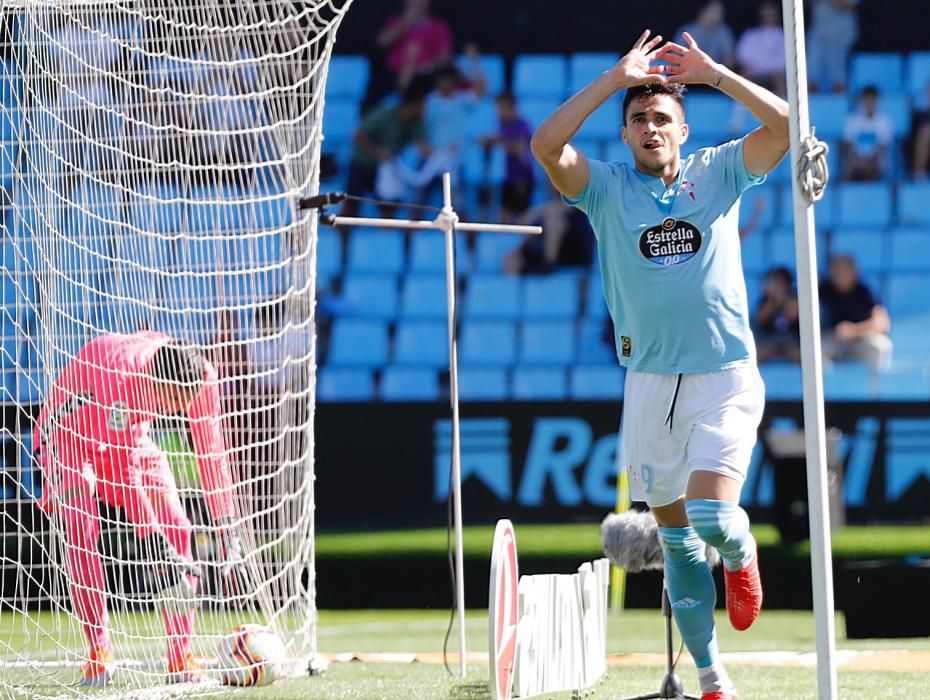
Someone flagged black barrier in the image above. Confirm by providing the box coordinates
[314,400,930,529]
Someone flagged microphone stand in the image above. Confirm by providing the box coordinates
[621,582,700,700]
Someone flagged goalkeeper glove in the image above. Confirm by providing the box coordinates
[142,531,201,615]
[217,528,251,606]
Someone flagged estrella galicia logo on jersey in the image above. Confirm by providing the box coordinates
[639,218,702,266]
[107,402,130,430]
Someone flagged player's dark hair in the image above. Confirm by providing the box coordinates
[150,342,204,391]
[766,266,793,286]
[622,82,687,123]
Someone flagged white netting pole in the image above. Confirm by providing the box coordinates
[781,1,839,698]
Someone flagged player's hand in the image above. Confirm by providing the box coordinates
[143,532,201,614]
[656,32,723,86]
[218,530,251,607]
[611,30,668,89]
[834,321,859,341]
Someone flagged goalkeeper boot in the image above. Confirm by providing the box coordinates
[702,691,739,700]
[81,644,116,687]
[166,651,207,684]
[724,543,763,631]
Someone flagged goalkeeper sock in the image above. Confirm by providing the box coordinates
[686,499,755,572]
[659,526,730,693]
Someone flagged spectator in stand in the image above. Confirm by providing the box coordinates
[735,2,786,96]
[807,0,859,93]
[820,254,892,372]
[908,80,930,179]
[753,267,801,364]
[340,82,429,220]
[676,1,735,67]
[503,184,594,275]
[481,91,536,222]
[842,85,894,181]
[376,0,453,90]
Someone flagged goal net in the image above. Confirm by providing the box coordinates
[1,0,349,694]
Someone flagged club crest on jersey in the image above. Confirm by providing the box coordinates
[639,218,702,266]
[107,402,130,430]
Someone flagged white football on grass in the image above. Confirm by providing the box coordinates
[217,624,286,686]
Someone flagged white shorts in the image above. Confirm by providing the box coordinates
[621,363,765,508]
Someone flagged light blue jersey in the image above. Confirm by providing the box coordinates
[565,137,763,374]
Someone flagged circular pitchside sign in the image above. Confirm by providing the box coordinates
[488,519,519,700]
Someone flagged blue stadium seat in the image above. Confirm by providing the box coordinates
[460,320,516,365]
[323,98,361,141]
[400,275,447,319]
[888,313,930,360]
[520,97,563,131]
[877,369,930,400]
[577,318,615,364]
[603,141,635,167]
[575,98,621,141]
[568,365,624,400]
[584,273,608,318]
[907,51,930,108]
[822,362,873,400]
[512,366,567,400]
[393,320,447,366]
[1,105,19,189]
[328,318,389,366]
[327,56,370,100]
[744,273,762,310]
[513,54,567,99]
[780,183,836,229]
[882,94,911,137]
[154,273,219,345]
[341,274,399,318]
[318,367,375,401]
[522,274,580,318]
[519,320,575,365]
[835,183,892,229]
[739,187,777,232]
[130,185,187,235]
[896,183,930,225]
[808,94,849,140]
[408,231,469,273]
[474,233,520,273]
[464,98,499,140]
[462,143,506,185]
[830,230,886,272]
[572,137,603,160]
[347,228,405,273]
[458,54,506,96]
[850,53,904,94]
[888,229,930,271]
[740,230,766,274]
[767,227,828,270]
[317,228,343,277]
[684,94,734,140]
[380,366,440,401]
[465,274,521,318]
[569,53,619,94]
[884,273,930,318]
[458,367,508,401]
[759,362,803,400]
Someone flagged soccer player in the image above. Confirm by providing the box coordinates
[33,331,249,686]
[531,31,789,700]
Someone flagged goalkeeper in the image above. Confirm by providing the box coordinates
[33,331,249,687]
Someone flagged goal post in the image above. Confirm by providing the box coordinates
[1,0,351,694]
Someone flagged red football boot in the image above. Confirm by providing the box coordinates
[724,545,763,631]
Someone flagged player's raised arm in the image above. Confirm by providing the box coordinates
[531,29,668,198]
[659,32,790,176]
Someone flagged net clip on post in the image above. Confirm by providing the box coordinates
[298,192,346,226]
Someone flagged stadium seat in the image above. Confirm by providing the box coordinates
[584,273,608,318]
[327,318,389,366]
[877,369,930,400]
[512,366,567,400]
[341,274,399,318]
[462,142,506,185]
[408,231,469,273]
[568,365,624,400]
[830,230,886,272]
[326,55,370,100]
[400,275,448,319]
[393,319,448,367]
[884,273,930,318]
[822,362,873,400]
[317,367,375,401]
[740,229,767,274]
[907,51,930,108]
[759,362,803,400]
[347,228,405,273]
[522,274,580,318]
[740,186,778,233]
[808,94,849,140]
[0,105,19,189]
[519,320,575,365]
[458,366,508,401]
[317,228,343,277]
[684,94,734,140]
[577,318,615,364]
[513,54,567,99]
[464,98,499,140]
[323,98,361,141]
[460,320,516,365]
[888,229,930,271]
[519,97,563,131]
[888,313,930,360]
[568,53,619,94]
[458,53,506,96]
[465,274,521,318]
[836,183,893,229]
[780,184,836,230]
[882,94,911,137]
[474,233,520,273]
[155,272,220,345]
[130,184,187,235]
[603,141,635,167]
[896,183,930,225]
[850,53,904,94]
[380,366,440,401]
[575,98,621,141]
[767,227,827,270]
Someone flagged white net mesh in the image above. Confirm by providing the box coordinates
[1,1,350,695]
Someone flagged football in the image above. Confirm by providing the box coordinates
[217,624,286,687]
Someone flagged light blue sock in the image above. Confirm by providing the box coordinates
[658,526,723,682]
[686,499,755,572]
